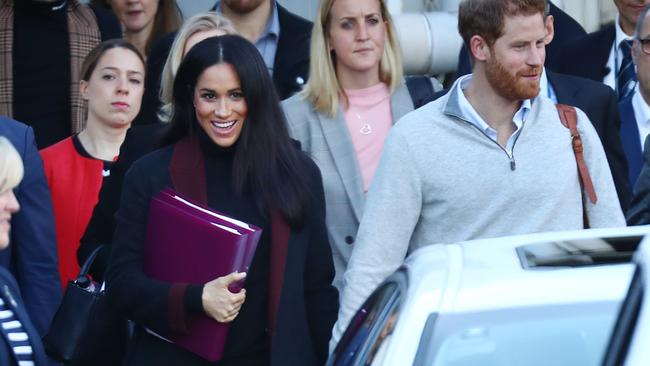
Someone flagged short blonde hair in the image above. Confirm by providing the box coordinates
[158,12,236,122]
[0,137,24,193]
[302,0,403,117]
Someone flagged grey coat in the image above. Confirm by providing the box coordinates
[281,83,415,291]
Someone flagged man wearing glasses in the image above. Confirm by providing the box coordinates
[554,0,650,100]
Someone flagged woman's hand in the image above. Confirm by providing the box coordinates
[202,272,247,323]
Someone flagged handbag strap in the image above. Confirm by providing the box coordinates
[556,104,598,204]
[78,245,105,278]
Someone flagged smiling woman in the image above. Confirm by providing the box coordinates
[39,39,145,287]
[193,62,248,148]
[105,34,339,365]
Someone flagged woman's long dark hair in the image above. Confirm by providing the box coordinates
[167,35,312,228]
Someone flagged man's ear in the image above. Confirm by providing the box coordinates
[469,35,489,62]
[80,80,89,101]
[633,40,640,65]
[545,15,555,45]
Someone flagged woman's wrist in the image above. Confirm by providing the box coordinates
[185,284,205,314]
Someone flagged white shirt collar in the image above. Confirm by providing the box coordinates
[456,75,530,154]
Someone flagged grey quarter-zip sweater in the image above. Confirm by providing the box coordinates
[332,79,626,346]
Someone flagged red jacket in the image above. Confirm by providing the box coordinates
[41,137,105,286]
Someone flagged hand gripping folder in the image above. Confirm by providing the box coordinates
[143,188,262,361]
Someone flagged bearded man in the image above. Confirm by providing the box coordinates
[331,0,626,349]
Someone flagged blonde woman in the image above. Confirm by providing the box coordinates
[282,0,441,292]
[0,136,50,366]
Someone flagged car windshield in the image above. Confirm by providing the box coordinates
[419,302,620,366]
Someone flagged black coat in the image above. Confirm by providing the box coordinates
[137,3,312,125]
[106,143,338,365]
[0,267,50,366]
[551,24,615,82]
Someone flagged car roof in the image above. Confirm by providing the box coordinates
[403,226,650,314]
[378,227,650,366]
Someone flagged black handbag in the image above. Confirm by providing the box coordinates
[43,245,127,365]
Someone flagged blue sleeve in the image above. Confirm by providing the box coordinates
[10,125,62,337]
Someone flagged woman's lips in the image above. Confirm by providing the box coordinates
[112,102,129,109]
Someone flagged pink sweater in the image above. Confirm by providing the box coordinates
[343,83,392,192]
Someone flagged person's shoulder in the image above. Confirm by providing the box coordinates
[39,137,74,158]
[0,116,27,135]
[282,93,317,125]
[564,23,615,49]
[149,31,177,61]
[396,92,446,127]
[0,267,19,294]
[277,3,313,31]
[282,92,310,112]
[292,144,322,179]
[87,3,122,40]
[129,144,174,175]
[554,71,616,98]
[0,117,31,149]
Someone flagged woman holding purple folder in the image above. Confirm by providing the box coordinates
[106,35,339,365]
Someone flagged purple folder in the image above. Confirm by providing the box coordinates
[143,188,262,361]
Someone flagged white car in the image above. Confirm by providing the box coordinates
[329,226,650,366]
[602,228,650,366]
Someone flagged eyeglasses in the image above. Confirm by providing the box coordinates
[639,38,650,55]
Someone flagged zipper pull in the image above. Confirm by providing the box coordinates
[510,157,516,171]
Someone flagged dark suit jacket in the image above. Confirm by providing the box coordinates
[421,72,632,211]
[0,267,49,366]
[137,3,312,125]
[618,95,644,189]
[627,136,650,224]
[0,117,62,337]
[552,24,615,82]
[456,2,586,77]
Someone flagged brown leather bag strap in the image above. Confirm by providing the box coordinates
[556,104,598,205]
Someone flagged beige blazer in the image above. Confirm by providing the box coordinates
[282,82,416,291]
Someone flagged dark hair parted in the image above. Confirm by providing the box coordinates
[91,0,182,55]
[80,39,145,81]
[167,35,312,227]
[458,0,546,47]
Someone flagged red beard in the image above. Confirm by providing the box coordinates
[485,57,541,101]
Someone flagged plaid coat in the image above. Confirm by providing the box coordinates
[0,0,102,134]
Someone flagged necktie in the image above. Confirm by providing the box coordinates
[618,40,637,100]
